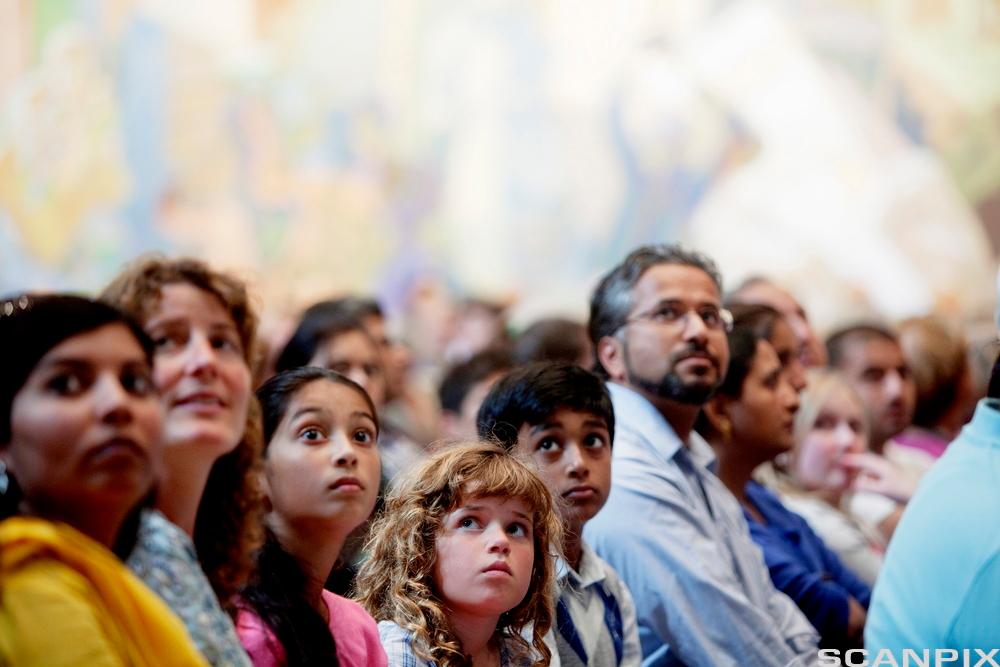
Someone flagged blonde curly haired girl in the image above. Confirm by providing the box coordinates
[356,441,562,667]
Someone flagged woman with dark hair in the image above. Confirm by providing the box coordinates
[102,256,264,666]
[699,325,872,648]
[0,294,208,665]
[237,367,387,666]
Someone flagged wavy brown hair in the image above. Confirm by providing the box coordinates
[101,255,264,609]
[356,442,561,667]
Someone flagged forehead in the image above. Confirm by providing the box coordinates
[821,385,864,417]
[285,378,369,416]
[843,336,905,369]
[631,263,721,308]
[750,339,781,374]
[149,283,233,326]
[36,323,146,367]
[454,492,532,516]
[319,330,378,359]
[738,282,800,316]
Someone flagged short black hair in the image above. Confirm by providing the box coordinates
[476,362,615,451]
[438,347,513,415]
[825,323,898,369]
[589,244,723,377]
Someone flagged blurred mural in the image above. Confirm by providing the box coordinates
[1,0,998,334]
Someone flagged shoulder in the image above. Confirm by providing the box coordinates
[378,621,430,667]
[235,606,285,667]
[322,592,388,667]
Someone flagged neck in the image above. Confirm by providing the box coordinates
[563,521,584,571]
[268,514,349,609]
[449,610,501,667]
[155,444,217,535]
[22,498,128,551]
[626,383,702,443]
[711,442,763,503]
[869,433,889,456]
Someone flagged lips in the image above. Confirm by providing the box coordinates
[329,476,364,492]
[89,436,148,465]
[482,561,512,576]
[173,391,226,408]
[562,485,599,501]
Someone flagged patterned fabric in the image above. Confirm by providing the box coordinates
[378,621,535,667]
[545,543,641,667]
[584,383,820,667]
[127,510,251,667]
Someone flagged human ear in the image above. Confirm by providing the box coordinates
[702,400,733,443]
[597,336,626,382]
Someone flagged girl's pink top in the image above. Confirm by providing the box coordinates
[236,590,388,667]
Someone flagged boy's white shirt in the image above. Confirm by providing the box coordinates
[538,541,642,667]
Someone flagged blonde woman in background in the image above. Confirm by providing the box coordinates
[770,369,886,586]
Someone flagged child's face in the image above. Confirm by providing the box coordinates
[263,379,381,533]
[516,408,611,532]
[433,494,535,620]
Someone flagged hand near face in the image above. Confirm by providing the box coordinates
[841,452,918,504]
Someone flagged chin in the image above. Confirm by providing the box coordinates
[166,426,241,455]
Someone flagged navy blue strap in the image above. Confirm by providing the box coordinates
[596,584,624,664]
[556,597,588,664]
[556,586,625,665]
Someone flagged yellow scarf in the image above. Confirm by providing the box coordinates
[0,516,209,666]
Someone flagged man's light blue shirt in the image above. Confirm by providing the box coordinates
[584,383,819,667]
[866,398,1000,652]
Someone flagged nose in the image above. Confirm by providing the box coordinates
[883,371,904,401]
[329,432,359,468]
[832,422,857,450]
[486,523,511,555]
[565,443,590,480]
[682,310,709,342]
[183,333,219,378]
[787,358,807,392]
[96,375,135,426]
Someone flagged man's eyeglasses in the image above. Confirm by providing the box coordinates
[620,301,734,333]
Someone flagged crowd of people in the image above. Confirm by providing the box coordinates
[0,244,996,667]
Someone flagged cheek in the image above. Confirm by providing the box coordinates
[152,356,181,393]
[798,437,835,476]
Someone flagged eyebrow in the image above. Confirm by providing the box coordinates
[290,406,330,421]
[351,411,377,424]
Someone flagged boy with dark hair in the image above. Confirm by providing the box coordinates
[477,362,640,667]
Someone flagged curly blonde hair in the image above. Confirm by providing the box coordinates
[355,441,562,667]
[100,255,264,610]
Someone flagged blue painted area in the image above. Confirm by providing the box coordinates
[116,15,170,257]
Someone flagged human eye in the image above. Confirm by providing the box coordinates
[651,303,684,323]
[211,333,242,354]
[47,371,86,395]
[699,307,722,327]
[121,367,156,396]
[814,413,836,430]
[353,428,376,445]
[584,433,608,449]
[457,515,481,530]
[507,522,531,538]
[862,368,884,383]
[329,361,351,375]
[298,427,327,443]
[151,328,186,352]
[536,436,561,453]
